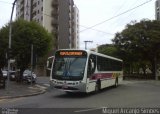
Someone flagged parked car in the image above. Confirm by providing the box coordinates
[2,70,16,81]
[2,71,7,79]
[23,70,37,83]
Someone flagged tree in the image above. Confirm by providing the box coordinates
[0,25,9,77]
[0,19,52,80]
[98,44,119,57]
[112,19,160,79]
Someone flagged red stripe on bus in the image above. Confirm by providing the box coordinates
[90,73,113,80]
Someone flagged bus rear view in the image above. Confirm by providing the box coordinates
[50,50,88,92]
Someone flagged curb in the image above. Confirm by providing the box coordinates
[0,86,47,100]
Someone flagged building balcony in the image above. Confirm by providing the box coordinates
[52,27,58,33]
[20,4,24,9]
[69,13,72,19]
[31,11,36,17]
[51,10,58,16]
[69,28,72,35]
[52,0,58,7]
[20,13,24,18]
[51,20,58,26]
[20,5,24,12]
[32,0,37,4]
[32,2,37,9]
[69,6,72,12]
[20,0,24,5]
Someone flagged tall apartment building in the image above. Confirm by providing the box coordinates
[51,0,79,49]
[16,0,79,50]
[16,0,52,33]
[155,0,160,20]
[73,5,80,49]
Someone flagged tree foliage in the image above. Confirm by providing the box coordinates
[98,44,118,58]
[112,19,160,78]
[0,19,52,79]
[0,26,8,69]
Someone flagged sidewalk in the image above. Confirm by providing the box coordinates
[0,78,48,99]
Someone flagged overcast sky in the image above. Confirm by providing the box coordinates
[0,0,156,50]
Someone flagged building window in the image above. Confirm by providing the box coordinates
[157,12,160,20]
[33,2,37,8]
[156,1,159,7]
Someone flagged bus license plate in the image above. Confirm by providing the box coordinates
[62,84,68,89]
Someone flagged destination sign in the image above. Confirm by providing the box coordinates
[60,51,82,56]
[56,50,87,57]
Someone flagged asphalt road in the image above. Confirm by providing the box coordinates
[0,80,160,114]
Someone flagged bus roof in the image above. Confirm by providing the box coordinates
[55,49,123,62]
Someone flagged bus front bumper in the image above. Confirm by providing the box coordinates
[50,80,86,92]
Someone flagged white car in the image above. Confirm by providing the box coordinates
[23,70,37,83]
[2,70,16,81]
[2,70,15,80]
[2,71,7,79]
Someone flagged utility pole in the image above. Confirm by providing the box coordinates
[31,44,33,85]
[7,0,17,90]
[84,41,93,50]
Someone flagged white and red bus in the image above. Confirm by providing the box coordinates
[50,49,123,93]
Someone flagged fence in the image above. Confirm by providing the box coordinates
[123,74,155,80]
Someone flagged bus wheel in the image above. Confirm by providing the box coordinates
[114,78,118,88]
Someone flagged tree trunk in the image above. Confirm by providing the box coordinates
[0,67,3,78]
[151,56,157,80]
[142,67,146,76]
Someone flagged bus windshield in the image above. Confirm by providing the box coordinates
[52,57,87,80]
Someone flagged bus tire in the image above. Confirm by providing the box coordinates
[114,78,118,88]
[95,80,101,92]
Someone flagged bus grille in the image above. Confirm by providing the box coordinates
[54,86,78,90]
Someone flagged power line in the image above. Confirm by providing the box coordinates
[109,0,150,32]
[112,0,128,16]
[80,0,154,33]
[107,0,131,29]
[42,12,115,35]
[0,0,12,4]
[79,25,114,35]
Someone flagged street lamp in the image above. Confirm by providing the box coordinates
[7,0,17,90]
